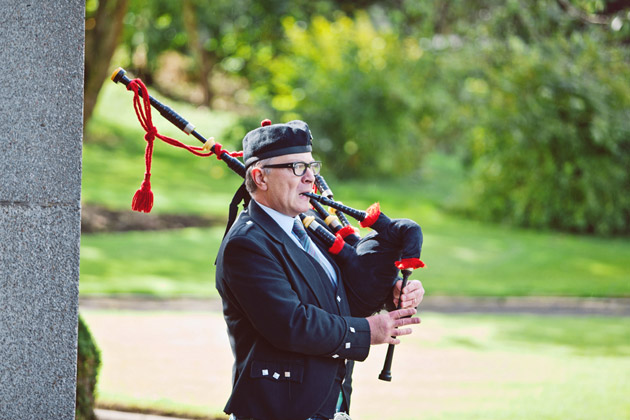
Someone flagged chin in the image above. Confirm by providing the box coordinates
[296,203,310,215]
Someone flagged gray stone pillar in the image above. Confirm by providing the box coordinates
[0,1,85,419]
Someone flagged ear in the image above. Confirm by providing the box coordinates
[252,167,268,191]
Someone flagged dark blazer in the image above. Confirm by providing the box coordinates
[215,200,372,420]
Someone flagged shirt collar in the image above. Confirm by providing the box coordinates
[254,199,299,238]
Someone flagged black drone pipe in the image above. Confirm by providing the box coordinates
[314,174,354,228]
[309,200,343,233]
[111,67,358,237]
[111,67,246,178]
[302,191,368,222]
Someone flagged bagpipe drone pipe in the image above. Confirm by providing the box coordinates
[110,67,425,380]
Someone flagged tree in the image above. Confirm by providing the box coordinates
[84,0,130,127]
[182,0,213,106]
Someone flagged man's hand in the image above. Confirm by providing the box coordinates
[392,279,424,309]
[366,308,420,345]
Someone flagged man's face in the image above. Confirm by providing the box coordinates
[254,152,315,217]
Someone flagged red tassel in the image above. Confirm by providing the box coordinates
[125,78,246,215]
[360,202,381,228]
[131,175,154,213]
[395,258,425,270]
[328,234,346,255]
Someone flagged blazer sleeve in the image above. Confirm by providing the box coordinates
[221,233,371,361]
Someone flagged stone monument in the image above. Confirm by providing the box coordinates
[0,1,85,419]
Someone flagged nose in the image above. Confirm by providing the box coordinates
[302,166,315,183]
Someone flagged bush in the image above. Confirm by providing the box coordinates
[76,315,101,420]
[240,3,630,235]
[459,33,630,235]
[251,13,432,178]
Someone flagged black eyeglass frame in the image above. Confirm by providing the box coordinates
[262,161,322,176]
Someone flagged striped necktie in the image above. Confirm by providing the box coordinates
[292,219,337,288]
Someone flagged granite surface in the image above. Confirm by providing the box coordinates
[0,1,84,419]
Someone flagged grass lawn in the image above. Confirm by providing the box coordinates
[80,82,630,299]
[83,309,630,420]
[80,221,630,298]
[80,227,225,297]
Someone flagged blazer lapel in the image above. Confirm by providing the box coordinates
[311,233,351,315]
[248,201,338,313]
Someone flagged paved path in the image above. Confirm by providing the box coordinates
[86,294,629,420]
[96,409,200,420]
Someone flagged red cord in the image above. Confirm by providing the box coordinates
[125,78,243,212]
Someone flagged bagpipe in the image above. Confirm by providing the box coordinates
[110,67,425,381]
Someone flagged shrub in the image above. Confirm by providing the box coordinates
[459,33,630,235]
[252,12,432,178]
[76,315,101,420]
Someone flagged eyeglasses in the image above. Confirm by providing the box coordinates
[262,161,322,176]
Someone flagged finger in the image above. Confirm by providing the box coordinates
[400,284,423,305]
[394,317,421,328]
[401,295,420,308]
[390,307,417,319]
[392,316,420,327]
[391,327,413,337]
[388,336,401,345]
[393,280,403,299]
[402,283,424,300]
[400,298,414,309]
[402,279,421,295]
[401,295,422,308]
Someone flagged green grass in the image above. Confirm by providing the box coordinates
[79,219,630,298]
[80,82,630,298]
[80,227,225,297]
[83,310,630,420]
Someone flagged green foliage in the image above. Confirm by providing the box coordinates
[457,32,630,235]
[359,0,630,235]
[253,12,431,177]
[76,315,101,420]
[118,0,365,82]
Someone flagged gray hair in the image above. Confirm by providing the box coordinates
[245,158,271,194]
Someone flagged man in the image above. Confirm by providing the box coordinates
[216,120,423,420]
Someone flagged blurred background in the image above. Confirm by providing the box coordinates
[78,1,630,419]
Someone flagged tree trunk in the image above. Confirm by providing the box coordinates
[182,0,214,107]
[84,0,130,130]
